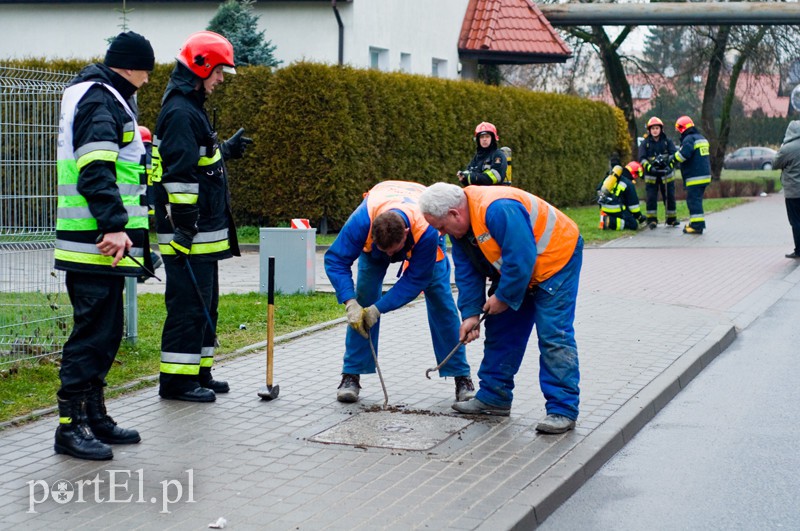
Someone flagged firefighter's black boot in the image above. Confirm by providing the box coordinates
[54,395,113,460]
[199,367,230,394]
[86,386,141,444]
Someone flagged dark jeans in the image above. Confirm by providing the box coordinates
[59,272,125,397]
[785,197,800,254]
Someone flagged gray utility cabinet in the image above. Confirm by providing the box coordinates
[259,228,316,294]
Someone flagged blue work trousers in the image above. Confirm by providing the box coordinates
[342,253,470,378]
[475,239,582,420]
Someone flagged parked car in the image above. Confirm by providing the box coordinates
[723,146,777,170]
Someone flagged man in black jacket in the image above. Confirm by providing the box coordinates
[153,31,252,402]
[54,31,155,460]
[638,116,679,228]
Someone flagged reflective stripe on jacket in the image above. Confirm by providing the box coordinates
[675,129,712,186]
[55,80,148,275]
[464,186,579,286]
[599,175,641,216]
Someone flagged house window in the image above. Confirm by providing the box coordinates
[432,58,447,78]
[400,53,411,73]
[370,47,389,71]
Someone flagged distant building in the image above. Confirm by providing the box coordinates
[594,71,790,119]
[0,0,570,80]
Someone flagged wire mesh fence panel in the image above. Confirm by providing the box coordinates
[0,66,74,365]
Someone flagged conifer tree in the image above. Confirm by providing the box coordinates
[207,0,280,67]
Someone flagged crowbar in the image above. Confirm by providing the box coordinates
[425,313,487,379]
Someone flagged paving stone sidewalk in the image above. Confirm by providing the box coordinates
[1,193,797,530]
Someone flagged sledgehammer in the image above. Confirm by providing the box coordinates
[258,256,280,400]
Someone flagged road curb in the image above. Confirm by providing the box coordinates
[480,322,737,530]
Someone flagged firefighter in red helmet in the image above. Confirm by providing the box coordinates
[597,161,647,231]
[457,122,508,186]
[153,31,253,402]
[670,115,711,234]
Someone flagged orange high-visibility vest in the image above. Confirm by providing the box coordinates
[363,181,444,262]
[464,186,579,286]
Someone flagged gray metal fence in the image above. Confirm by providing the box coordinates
[0,66,74,365]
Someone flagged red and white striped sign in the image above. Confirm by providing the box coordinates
[290,218,311,229]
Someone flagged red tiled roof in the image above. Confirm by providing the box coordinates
[459,0,571,63]
[595,72,789,119]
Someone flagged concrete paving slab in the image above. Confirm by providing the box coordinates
[1,193,798,529]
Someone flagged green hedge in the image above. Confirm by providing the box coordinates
[4,59,629,229]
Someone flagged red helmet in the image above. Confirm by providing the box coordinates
[675,115,695,134]
[625,161,643,180]
[138,125,152,143]
[177,31,236,79]
[646,116,664,129]
[474,122,499,142]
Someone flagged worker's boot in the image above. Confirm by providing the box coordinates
[336,373,361,403]
[452,397,510,416]
[535,414,576,434]
[683,225,703,235]
[54,394,113,460]
[665,217,680,227]
[85,386,141,445]
[199,367,230,394]
[454,376,476,402]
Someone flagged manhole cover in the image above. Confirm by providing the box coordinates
[309,411,473,451]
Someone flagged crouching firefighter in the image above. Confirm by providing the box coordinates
[154,31,252,402]
[597,161,646,231]
[53,31,156,460]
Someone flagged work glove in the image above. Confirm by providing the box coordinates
[654,154,669,169]
[668,156,677,169]
[221,127,253,160]
[345,299,368,338]
[361,305,381,332]
[457,170,471,186]
[643,160,652,172]
[169,226,194,261]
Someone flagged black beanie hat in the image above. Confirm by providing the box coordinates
[104,32,155,71]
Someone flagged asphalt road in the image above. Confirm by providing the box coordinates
[539,280,800,530]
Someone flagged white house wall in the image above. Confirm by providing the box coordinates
[346,0,469,78]
[0,2,223,65]
[0,0,469,79]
